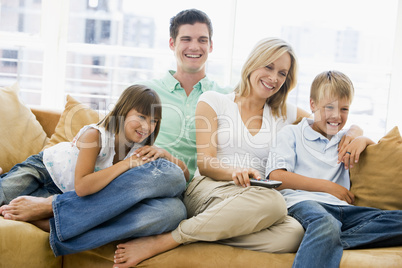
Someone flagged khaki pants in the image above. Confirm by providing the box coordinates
[171,176,304,253]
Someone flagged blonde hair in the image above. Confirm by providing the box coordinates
[98,84,162,146]
[310,70,354,104]
[234,37,298,119]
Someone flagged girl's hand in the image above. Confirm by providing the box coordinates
[323,180,355,204]
[134,145,167,162]
[338,136,375,169]
[232,168,262,187]
[135,145,190,181]
[125,154,150,169]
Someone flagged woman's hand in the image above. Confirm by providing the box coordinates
[134,145,167,162]
[232,168,262,187]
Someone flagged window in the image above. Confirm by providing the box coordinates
[230,0,401,140]
[0,0,41,34]
[0,0,401,141]
[2,50,18,67]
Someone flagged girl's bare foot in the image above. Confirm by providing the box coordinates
[113,233,180,268]
[1,196,53,222]
[0,167,3,174]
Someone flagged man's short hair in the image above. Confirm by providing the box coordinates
[169,9,213,42]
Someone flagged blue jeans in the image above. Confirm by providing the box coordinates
[0,152,62,205]
[288,201,402,268]
[49,158,187,256]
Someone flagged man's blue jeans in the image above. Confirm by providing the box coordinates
[288,200,402,268]
[49,158,187,256]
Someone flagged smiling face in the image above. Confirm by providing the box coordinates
[124,108,158,144]
[169,22,213,76]
[248,52,291,101]
[310,96,351,139]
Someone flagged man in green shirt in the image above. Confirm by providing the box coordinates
[138,9,231,179]
[0,8,229,244]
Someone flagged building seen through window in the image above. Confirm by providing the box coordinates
[0,0,400,141]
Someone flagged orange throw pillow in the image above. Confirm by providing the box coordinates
[44,95,104,149]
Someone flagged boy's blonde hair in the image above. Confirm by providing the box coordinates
[98,84,162,146]
[310,70,354,104]
[234,37,298,119]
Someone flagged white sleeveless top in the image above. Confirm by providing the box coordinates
[43,124,141,192]
[198,91,297,178]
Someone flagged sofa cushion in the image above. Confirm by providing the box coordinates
[350,127,402,210]
[0,216,62,268]
[45,95,104,149]
[0,83,48,173]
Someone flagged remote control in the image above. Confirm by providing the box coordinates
[249,179,282,188]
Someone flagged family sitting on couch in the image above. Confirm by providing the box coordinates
[1,8,401,268]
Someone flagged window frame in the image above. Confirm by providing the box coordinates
[0,0,401,135]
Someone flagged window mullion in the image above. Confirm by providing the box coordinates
[40,0,69,109]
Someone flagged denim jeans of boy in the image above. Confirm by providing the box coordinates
[49,158,187,256]
[288,200,402,268]
[0,152,62,205]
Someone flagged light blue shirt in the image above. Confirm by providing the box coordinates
[139,70,232,180]
[266,117,350,208]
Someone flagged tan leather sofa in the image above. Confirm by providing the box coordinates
[1,106,401,268]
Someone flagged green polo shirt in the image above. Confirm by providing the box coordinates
[139,70,232,180]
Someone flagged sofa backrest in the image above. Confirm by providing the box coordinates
[31,108,62,138]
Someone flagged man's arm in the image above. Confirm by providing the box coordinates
[338,136,375,170]
[338,124,364,162]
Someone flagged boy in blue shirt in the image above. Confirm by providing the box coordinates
[266,70,402,268]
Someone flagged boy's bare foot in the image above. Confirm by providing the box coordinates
[113,233,179,268]
[0,167,3,174]
[1,196,53,222]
